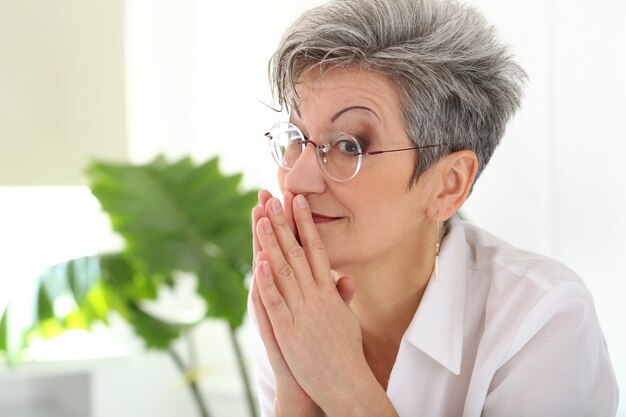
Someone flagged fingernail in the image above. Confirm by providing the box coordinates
[271,199,282,215]
[295,195,308,209]
[263,218,273,234]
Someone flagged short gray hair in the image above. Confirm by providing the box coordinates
[269,0,526,184]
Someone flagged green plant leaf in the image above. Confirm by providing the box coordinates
[198,257,248,328]
[67,257,98,304]
[87,156,257,327]
[82,282,111,323]
[0,307,8,353]
[127,305,186,349]
[32,253,185,348]
[37,282,55,322]
[34,318,66,340]
[29,155,256,362]
[25,156,260,417]
[99,253,159,303]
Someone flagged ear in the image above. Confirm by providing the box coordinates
[428,150,478,221]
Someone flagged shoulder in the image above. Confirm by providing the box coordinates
[460,219,588,297]
[457,221,618,416]
[459,219,602,360]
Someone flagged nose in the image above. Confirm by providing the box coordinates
[281,143,326,195]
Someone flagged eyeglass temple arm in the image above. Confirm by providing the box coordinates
[359,144,443,156]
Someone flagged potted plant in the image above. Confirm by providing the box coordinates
[3,156,258,417]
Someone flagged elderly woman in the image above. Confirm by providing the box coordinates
[248,0,619,416]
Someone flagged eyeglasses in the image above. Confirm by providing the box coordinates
[264,121,443,182]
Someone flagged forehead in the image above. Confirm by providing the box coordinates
[292,66,403,124]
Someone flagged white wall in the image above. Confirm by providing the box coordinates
[0,0,127,185]
[125,0,326,195]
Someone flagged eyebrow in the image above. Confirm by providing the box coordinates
[293,105,381,123]
[331,106,380,123]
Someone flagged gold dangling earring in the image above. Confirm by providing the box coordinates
[434,212,441,282]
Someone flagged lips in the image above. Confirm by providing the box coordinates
[311,212,342,224]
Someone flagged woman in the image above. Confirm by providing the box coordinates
[249,0,619,416]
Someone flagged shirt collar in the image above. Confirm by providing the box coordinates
[403,216,469,375]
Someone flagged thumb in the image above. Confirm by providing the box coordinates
[335,276,356,305]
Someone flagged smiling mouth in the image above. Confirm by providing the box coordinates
[311,213,342,224]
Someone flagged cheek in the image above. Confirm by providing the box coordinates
[350,178,420,225]
[342,187,394,228]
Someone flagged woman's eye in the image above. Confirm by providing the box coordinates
[334,138,362,155]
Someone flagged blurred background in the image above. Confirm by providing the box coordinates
[0,0,624,416]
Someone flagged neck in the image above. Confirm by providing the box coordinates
[334,238,436,342]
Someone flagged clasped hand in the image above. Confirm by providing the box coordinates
[251,190,367,416]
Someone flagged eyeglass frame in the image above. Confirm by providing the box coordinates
[264,121,445,182]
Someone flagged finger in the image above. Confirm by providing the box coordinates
[264,198,316,292]
[282,190,298,240]
[253,190,274,268]
[291,194,334,288]
[256,220,305,309]
[259,189,273,207]
[252,206,265,268]
[251,269,292,375]
[255,255,294,337]
[335,276,356,305]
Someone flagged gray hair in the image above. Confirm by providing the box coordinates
[269,0,526,185]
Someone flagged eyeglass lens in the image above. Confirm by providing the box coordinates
[268,122,362,182]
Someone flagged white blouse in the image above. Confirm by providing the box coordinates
[249,217,619,416]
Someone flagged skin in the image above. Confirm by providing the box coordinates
[251,66,478,417]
